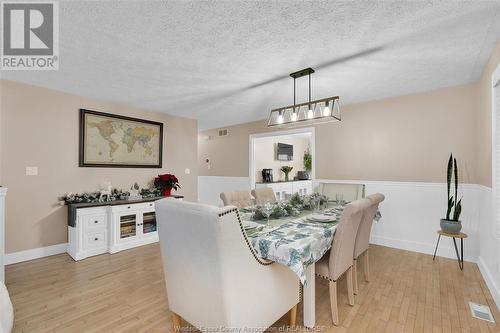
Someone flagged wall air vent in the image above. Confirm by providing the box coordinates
[469,302,495,323]
[218,129,229,137]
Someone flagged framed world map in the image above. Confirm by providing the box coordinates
[79,109,163,168]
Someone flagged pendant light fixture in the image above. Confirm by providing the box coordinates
[267,67,341,127]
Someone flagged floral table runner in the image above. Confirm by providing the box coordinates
[240,204,381,284]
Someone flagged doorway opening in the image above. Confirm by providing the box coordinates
[249,127,315,200]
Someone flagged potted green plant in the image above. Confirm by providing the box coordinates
[280,166,293,181]
[301,148,312,180]
[303,149,312,173]
[441,153,462,234]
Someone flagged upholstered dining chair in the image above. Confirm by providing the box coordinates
[155,199,300,332]
[251,188,277,205]
[319,183,365,202]
[315,198,371,326]
[220,190,253,208]
[352,193,385,295]
[0,282,14,333]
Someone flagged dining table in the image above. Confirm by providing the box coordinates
[239,202,381,328]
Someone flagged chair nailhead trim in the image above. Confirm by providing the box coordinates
[219,208,274,266]
[315,273,335,282]
[218,208,239,217]
[220,207,302,301]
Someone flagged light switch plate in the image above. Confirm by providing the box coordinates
[185,168,190,174]
[26,166,38,176]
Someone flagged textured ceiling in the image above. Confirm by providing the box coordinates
[2,1,500,130]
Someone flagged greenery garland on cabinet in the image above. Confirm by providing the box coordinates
[58,187,163,205]
[57,174,180,205]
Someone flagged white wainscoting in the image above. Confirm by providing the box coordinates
[198,176,252,206]
[475,185,500,310]
[315,179,481,262]
[198,176,481,262]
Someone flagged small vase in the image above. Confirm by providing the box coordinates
[440,219,462,234]
[285,174,289,181]
[163,187,172,197]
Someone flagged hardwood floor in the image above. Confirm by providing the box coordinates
[5,244,499,332]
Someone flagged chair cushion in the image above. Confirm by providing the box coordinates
[354,193,385,258]
[220,191,253,208]
[251,188,277,205]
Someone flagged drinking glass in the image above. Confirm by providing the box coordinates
[320,199,327,212]
[335,193,344,205]
[261,203,273,226]
[310,195,320,214]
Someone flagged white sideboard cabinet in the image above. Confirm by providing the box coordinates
[67,196,182,261]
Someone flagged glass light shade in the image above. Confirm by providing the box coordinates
[323,101,331,116]
[307,108,314,119]
[313,103,322,118]
[298,105,308,120]
[277,112,284,124]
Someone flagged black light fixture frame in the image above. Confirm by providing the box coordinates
[268,67,341,127]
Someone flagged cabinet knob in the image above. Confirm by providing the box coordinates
[127,206,131,209]
[94,220,98,224]
[94,237,98,241]
[149,204,153,206]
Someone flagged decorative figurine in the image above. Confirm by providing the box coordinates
[127,182,143,201]
[99,182,113,202]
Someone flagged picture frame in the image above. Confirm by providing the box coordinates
[79,109,163,168]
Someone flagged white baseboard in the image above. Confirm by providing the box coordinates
[477,256,500,311]
[5,243,68,265]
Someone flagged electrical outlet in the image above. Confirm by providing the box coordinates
[185,168,190,174]
[26,166,38,176]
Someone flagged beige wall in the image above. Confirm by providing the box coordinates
[198,120,273,177]
[476,42,500,187]
[199,84,478,184]
[0,80,198,253]
[254,134,311,182]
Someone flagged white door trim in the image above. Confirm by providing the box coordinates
[248,127,316,189]
[491,63,500,239]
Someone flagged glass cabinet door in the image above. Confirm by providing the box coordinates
[120,214,137,239]
[142,212,157,235]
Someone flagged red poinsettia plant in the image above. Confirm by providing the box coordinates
[154,173,180,197]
